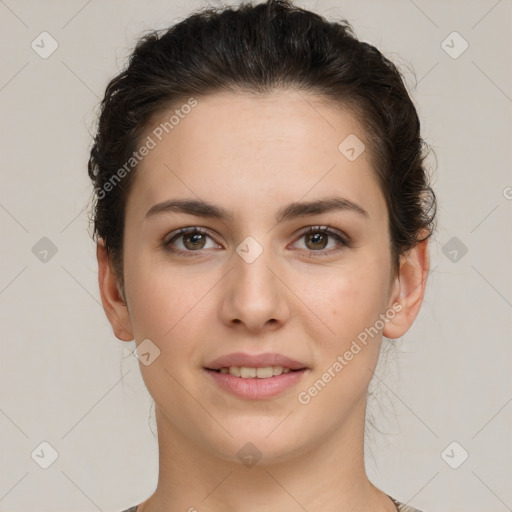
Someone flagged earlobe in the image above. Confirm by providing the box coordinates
[96,239,134,342]
[383,236,430,340]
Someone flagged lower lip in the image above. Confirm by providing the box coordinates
[204,368,308,399]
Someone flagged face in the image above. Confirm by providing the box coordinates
[98,90,427,464]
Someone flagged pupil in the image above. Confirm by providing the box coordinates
[308,232,326,250]
[185,233,205,249]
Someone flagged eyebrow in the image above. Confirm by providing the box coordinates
[144,196,369,222]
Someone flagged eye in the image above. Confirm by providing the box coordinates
[163,227,221,255]
[162,225,351,258]
[292,226,351,256]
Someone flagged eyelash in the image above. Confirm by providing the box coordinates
[162,225,351,258]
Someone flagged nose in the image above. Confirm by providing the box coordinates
[219,243,291,333]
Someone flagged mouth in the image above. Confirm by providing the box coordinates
[203,365,308,399]
[204,366,307,379]
[203,352,309,398]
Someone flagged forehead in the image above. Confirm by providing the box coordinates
[145,90,364,162]
[127,90,385,222]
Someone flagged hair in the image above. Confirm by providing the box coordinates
[88,0,436,292]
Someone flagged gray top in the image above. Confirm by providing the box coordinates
[120,494,425,511]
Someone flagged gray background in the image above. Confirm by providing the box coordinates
[0,0,511,511]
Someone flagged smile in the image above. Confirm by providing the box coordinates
[204,367,308,399]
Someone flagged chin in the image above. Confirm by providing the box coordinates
[200,423,312,466]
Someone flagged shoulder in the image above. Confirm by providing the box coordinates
[121,495,422,512]
[120,498,425,512]
[388,494,426,512]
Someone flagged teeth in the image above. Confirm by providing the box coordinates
[272,366,284,375]
[240,367,256,378]
[218,366,295,378]
[228,366,240,377]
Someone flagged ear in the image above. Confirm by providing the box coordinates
[383,234,430,340]
[96,238,134,341]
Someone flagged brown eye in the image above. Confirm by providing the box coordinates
[163,227,220,256]
[293,226,350,257]
[304,231,329,250]
[183,232,207,250]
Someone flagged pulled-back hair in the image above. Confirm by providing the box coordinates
[88,0,436,285]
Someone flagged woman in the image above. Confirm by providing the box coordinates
[88,1,436,510]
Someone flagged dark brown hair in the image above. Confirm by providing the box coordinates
[88,0,436,289]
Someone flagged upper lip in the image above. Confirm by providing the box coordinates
[204,352,308,370]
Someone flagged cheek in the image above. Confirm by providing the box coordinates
[297,268,390,406]
[123,249,191,341]
[299,262,390,343]
[123,250,221,364]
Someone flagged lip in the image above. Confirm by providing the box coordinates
[204,352,309,371]
[204,367,308,399]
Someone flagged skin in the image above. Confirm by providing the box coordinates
[97,89,429,512]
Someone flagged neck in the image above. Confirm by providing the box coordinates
[137,399,396,512]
